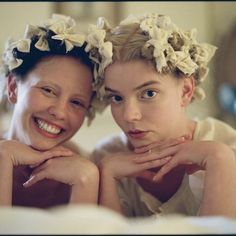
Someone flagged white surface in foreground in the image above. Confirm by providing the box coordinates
[0,204,236,234]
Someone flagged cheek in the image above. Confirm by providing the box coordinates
[69,111,86,130]
[20,90,43,108]
[111,106,123,126]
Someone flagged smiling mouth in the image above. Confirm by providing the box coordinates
[34,117,64,136]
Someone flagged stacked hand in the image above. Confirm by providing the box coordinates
[100,135,224,182]
[0,140,97,188]
[99,136,186,181]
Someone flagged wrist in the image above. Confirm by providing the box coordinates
[72,162,99,187]
[99,159,117,179]
[0,141,14,166]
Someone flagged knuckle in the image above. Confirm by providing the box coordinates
[45,159,53,165]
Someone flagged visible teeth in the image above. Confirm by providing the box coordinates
[36,118,61,134]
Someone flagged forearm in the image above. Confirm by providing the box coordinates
[199,147,236,218]
[99,168,123,214]
[0,154,13,206]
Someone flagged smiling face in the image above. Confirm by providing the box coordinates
[104,60,194,149]
[7,55,93,151]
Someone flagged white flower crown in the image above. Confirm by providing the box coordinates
[125,13,218,100]
[3,14,86,71]
[86,13,217,101]
[84,17,113,114]
[1,14,102,124]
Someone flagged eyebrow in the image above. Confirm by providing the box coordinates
[39,81,87,100]
[105,80,160,93]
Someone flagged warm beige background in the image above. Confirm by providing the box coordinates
[0,2,235,152]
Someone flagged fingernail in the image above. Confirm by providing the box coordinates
[23,175,35,187]
[152,176,158,182]
[153,176,162,182]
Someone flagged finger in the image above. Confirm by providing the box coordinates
[42,149,73,160]
[152,158,179,182]
[23,172,46,188]
[133,145,178,163]
[135,136,185,154]
[139,156,172,170]
[31,160,50,175]
[52,145,73,152]
[30,150,73,168]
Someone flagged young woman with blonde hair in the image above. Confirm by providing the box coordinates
[86,13,236,218]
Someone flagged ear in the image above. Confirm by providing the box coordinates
[7,74,18,104]
[180,77,195,107]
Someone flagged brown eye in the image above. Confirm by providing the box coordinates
[142,90,157,99]
[41,87,56,96]
[71,99,86,109]
[106,94,123,104]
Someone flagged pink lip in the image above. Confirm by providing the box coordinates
[128,130,148,139]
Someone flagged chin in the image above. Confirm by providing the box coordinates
[129,139,152,149]
[29,140,58,151]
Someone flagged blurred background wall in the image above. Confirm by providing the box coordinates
[0,2,235,152]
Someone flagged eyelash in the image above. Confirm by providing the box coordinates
[105,94,123,104]
[141,89,158,99]
[40,87,86,109]
[41,87,56,96]
[70,99,86,109]
[106,89,158,104]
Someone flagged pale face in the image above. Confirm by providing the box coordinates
[104,60,193,149]
[8,56,93,151]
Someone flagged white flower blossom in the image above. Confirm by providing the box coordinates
[3,14,87,71]
[85,17,113,81]
[52,34,85,52]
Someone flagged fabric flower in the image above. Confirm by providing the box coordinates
[52,33,85,52]
[42,14,75,35]
[3,38,31,70]
[174,51,198,75]
[24,25,49,51]
[193,86,206,100]
[85,17,113,78]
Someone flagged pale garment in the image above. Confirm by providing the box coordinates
[92,117,236,217]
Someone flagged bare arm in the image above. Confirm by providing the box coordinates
[70,161,99,204]
[23,150,100,205]
[99,162,123,213]
[0,140,73,206]
[199,144,236,218]
[135,140,236,218]
[0,151,13,206]
[97,150,171,215]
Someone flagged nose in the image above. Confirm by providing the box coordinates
[47,100,67,120]
[123,100,142,122]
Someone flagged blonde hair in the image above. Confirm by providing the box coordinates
[86,13,217,102]
[108,23,202,82]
